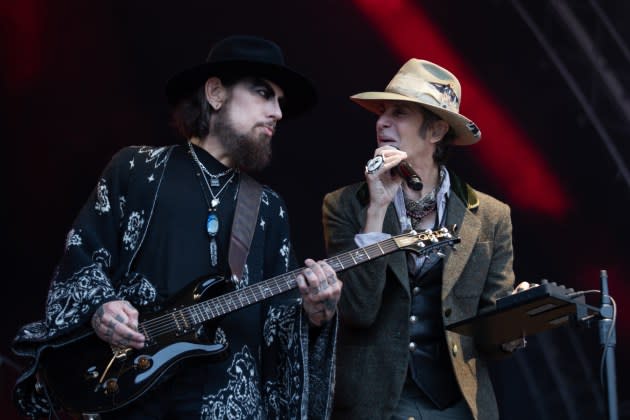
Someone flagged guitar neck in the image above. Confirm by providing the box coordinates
[195,236,402,319]
[139,228,456,340]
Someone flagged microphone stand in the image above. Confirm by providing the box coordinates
[598,270,618,420]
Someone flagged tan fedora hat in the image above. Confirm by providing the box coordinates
[350,59,481,145]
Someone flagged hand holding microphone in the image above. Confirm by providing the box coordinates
[365,146,423,191]
[365,149,423,191]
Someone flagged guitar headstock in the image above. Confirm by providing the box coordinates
[393,225,460,256]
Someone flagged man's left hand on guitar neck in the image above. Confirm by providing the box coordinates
[296,259,342,327]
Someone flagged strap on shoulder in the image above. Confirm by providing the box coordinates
[228,172,263,283]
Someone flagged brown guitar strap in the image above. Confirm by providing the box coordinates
[229,172,263,284]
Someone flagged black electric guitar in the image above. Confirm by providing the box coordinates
[39,226,459,414]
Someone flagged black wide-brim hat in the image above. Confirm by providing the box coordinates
[166,35,317,118]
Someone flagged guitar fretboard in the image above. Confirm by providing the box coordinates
[139,229,455,340]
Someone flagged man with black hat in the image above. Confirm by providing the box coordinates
[12,35,340,419]
[323,59,527,419]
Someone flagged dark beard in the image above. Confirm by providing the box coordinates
[210,108,272,172]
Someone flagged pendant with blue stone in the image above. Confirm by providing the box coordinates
[207,210,219,267]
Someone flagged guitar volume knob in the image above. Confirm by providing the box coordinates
[104,378,119,394]
[135,355,153,371]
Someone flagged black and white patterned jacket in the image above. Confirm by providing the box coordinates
[12,145,336,419]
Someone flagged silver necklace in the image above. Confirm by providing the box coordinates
[187,141,238,267]
[188,142,234,187]
[188,142,236,207]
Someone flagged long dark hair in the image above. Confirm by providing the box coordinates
[170,74,240,139]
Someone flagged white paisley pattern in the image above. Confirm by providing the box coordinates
[119,195,127,222]
[122,210,145,251]
[231,264,249,290]
[263,305,296,347]
[214,327,227,346]
[116,272,157,308]
[45,249,115,335]
[263,305,302,417]
[279,238,291,272]
[94,178,111,215]
[200,346,263,420]
[64,229,82,250]
[138,145,170,167]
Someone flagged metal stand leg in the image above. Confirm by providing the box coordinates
[598,270,618,420]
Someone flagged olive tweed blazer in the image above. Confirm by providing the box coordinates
[323,172,515,420]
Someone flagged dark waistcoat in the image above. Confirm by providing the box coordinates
[408,258,462,409]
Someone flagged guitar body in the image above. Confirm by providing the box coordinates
[39,277,230,414]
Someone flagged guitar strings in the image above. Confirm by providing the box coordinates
[136,237,414,339]
[138,239,404,338]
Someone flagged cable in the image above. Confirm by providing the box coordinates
[566,289,617,388]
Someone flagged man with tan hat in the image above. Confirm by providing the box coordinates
[323,59,520,419]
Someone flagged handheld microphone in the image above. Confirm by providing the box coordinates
[392,161,423,191]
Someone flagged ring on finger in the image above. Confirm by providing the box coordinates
[365,154,385,174]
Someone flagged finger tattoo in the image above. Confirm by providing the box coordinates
[324,299,337,312]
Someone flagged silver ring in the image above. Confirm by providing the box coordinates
[365,155,385,174]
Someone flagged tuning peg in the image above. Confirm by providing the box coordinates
[417,241,426,248]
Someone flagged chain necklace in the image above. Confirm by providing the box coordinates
[188,142,236,207]
[404,195,437,230]
[188,141,234,187]
[187,141,238,267]
[404,167,445,230]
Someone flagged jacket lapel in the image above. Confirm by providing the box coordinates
[442,192,480,300]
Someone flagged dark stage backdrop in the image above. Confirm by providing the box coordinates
[2,1,629,419]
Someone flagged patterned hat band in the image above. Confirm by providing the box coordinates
[349,58,481,146]
[386,75,461,114]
